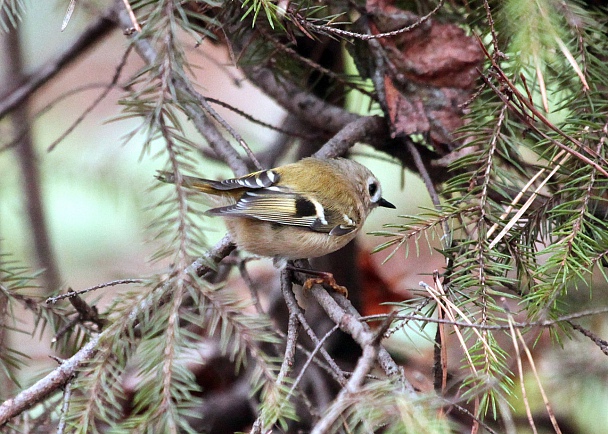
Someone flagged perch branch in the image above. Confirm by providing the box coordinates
[310,314,394,434]
[0,334,99,425]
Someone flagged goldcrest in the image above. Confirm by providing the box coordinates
[158,157,395,261]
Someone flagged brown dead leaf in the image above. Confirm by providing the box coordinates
[365,1,483,145]
[384,23,483,89]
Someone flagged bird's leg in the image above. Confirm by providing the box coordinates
[285,264,348,297]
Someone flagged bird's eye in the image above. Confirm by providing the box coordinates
[368,182,378,197]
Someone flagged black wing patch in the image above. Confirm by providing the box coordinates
[207,170,280,191]
[207,190,357,236]
[205,190,325,230]
[295,197,317,217]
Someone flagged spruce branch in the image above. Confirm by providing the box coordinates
[0,236,235,427]
[292,0,445,41]
[116,4,250,177]
[478,40,608,176]
[3,0,607,431]
[0,334,100,426]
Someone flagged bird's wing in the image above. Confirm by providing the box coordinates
[205,169,280,190]
[207,190,357,235]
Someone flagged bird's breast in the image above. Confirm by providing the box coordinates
[224,218,359,260]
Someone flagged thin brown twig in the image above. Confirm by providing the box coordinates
[433,304,447,394]
[47,45,133,152]
[568,321,608,356]
[259,27,376,99]
[278,281,301,388]
[206,97,317,141]
[187,85,263,171]
[294,0,445,41]
[237,261,266,315]
[287,324,339,400]
[361,306,608,331]
[481,0,505,61]
[251,269,301,433]
[51,315,81,344]
[281,264,347,386]
[405,140,450,248]
[278,269,301,378]
[67,292,105,327]
[48,289,107,343]
[0,5,117,120]
[0,82,114,154]
[46,279,145,304]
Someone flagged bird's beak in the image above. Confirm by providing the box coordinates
[378,197,396,209]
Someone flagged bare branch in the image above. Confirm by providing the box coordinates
[0,6,117,120]
[241,64,360,136]
[568,321,608,356]
[0,334,99,426]
[313,115,388,159]
[310,315,394,434]
[292,260,415,396]
[46,279,146,304]
[294,0,445,41]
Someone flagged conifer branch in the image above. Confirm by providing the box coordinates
[117,5,250,176]
[0,334,100,425]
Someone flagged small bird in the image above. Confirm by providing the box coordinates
[157,157,395,263]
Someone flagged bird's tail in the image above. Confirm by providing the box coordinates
[156,171,218,194]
